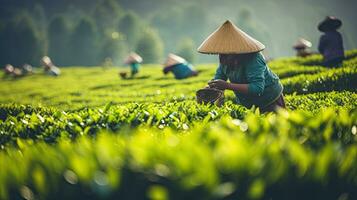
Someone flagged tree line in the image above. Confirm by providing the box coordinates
[0,0,199,67]
[1,0,277,67]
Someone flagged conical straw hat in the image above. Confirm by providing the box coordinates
[41,56,52,66]
[293,38,312,49]
[163,53,186,67]
[318,16,342,32]
[124,52,143,64]
[198,20,265,54]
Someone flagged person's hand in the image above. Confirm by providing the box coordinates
[208,79,230,90]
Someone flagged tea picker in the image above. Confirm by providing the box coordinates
[3,64,14,76]
[318,16,344,67]
[41,56,61,76]
[163,53,198,79]
[3,64,28,78]
[293,38,313,57]
[196,20,285,112]
[120,52,143,79]
[21,64,33,75]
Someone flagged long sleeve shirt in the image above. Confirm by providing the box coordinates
[214,52,283,108]
[163,62,195,79]
[318,31,344,62]
[130,63,140,73]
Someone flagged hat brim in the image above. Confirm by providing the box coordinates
[198,49,264,55]
[197,20,265,55]
[318,19,342,32]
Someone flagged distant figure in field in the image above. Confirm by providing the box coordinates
[123,52,142,78]
[12,67,23,77]
[3,64,23,78]
[318,16,345,67]
[197,20,285,113]
[41,56,61,76]
[21,64,33,75]
[293,38,313,57]
[163,53,198,79]
[3,64,14,76]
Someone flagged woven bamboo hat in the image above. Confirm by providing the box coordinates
[318,16,342,32]
[41,56,52,66]
[293,38,312,49]
[124,52,143,64]
[163,53,186,67]
[198,20,265,54]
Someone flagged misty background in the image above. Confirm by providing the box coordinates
[0,0,356,66]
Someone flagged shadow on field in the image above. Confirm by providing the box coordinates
[154,77,171,81]
[90,84,116,90]
[125,75,151,80]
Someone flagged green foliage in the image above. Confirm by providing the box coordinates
[282,66,357,94]
[272,65,326,79]
[0,50,357,199]
[99,32,127,65]
[286,91,357,111]
[0,102,247,147]
[0,12,44,66]
[1,109,356,199]
[92,0,123,30]
[177,38,196,63]
[48,15,72,66]
[118,11,142,47]
[70,17,99,65]
[136,28,164,63]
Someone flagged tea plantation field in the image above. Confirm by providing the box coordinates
[0,51,357,200]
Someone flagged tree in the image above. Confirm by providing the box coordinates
[70,17,99,66]
[48,15,71,66]
[118,11,142,48]
[177,38,196,63]
[136,28,164,64]
[236,8,272,54]
[0,12,44,66]
[99,31,127,65]
[92,0,123,31]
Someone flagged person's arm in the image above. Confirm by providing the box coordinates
[244,58,265,96]
[209,55,265,96]
[208,80,250,93]
[227,83,249,93]
[163,65,174,74]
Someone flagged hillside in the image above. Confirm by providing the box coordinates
[0,51,357,200]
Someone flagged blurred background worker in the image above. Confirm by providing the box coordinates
[293,38,313,57]
[318,16,345,67]
[123,52,143,78]
[3,64,14,76]
[3,64,23,78]
[163,53,198,79]
[41,56,61,76]
[21,64,33,75]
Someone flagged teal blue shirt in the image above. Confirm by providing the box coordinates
[214,52,283,108]
[167,62,195,79]
[130,63,140,74]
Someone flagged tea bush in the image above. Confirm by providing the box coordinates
[1,109,356,200]
[0,50,356,199]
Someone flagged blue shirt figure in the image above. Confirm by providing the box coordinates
[213,52,283,109]
[124,52,143,78]
[163,54,198,79]
[197,20,285,113]
[318,16,345,67]
[130,62,140,77]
